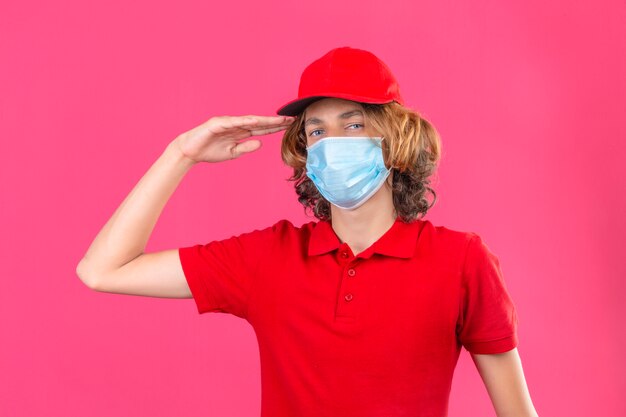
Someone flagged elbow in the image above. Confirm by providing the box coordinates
[76,259,101,291]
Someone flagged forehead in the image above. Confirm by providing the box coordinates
[303,98,364,121]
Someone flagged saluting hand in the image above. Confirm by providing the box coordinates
[173,115,296,164]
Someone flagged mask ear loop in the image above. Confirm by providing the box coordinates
[378,136,391,170]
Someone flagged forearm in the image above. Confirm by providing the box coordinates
[77,138,195,283]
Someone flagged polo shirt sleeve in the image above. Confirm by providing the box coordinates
[178,221,281,319]
[457,233,519,354]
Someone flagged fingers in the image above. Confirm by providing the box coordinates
[240,115,296,124]
[228,115,295,129]
[228,116,295,137]
[210,115,295,137]
[229,124,291,159]
[249,125,292,136]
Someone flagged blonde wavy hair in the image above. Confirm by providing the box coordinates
[281,101,442,222]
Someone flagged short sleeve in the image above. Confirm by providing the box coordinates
[178,221,282,319]
[456,233,519,354]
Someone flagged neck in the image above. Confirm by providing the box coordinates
[329,178,397,255]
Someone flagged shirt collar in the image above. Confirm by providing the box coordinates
[307,217,425,259]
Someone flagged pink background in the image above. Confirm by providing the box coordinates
[1,0,624,416]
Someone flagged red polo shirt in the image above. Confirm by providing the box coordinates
[178,217,518,417]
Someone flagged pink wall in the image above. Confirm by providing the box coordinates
[1,0,624,416]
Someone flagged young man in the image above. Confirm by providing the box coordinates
[77,47,538,417]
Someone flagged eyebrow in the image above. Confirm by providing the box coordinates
[304,110,364,128]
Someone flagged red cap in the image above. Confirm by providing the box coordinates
[276,46,405,116]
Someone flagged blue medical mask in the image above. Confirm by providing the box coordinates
[305,136,391,210]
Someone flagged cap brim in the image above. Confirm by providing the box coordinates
[276,93,398,116]
[276,96,327,116]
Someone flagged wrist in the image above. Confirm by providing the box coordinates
[166,137,197,170]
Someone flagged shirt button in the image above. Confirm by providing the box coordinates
[341,252,349,258]
[344,293,353,301]
[347,268,356,277]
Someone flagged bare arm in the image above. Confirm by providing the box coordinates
[471,348,539,417]
[76,115,295,297]
[76,140,195,297]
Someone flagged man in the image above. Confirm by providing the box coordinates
[77,46,538,417]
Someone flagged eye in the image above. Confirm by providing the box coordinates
[347,123,363,129]
[309,129,323,137]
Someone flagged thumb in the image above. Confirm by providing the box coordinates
[231,139,262,158]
